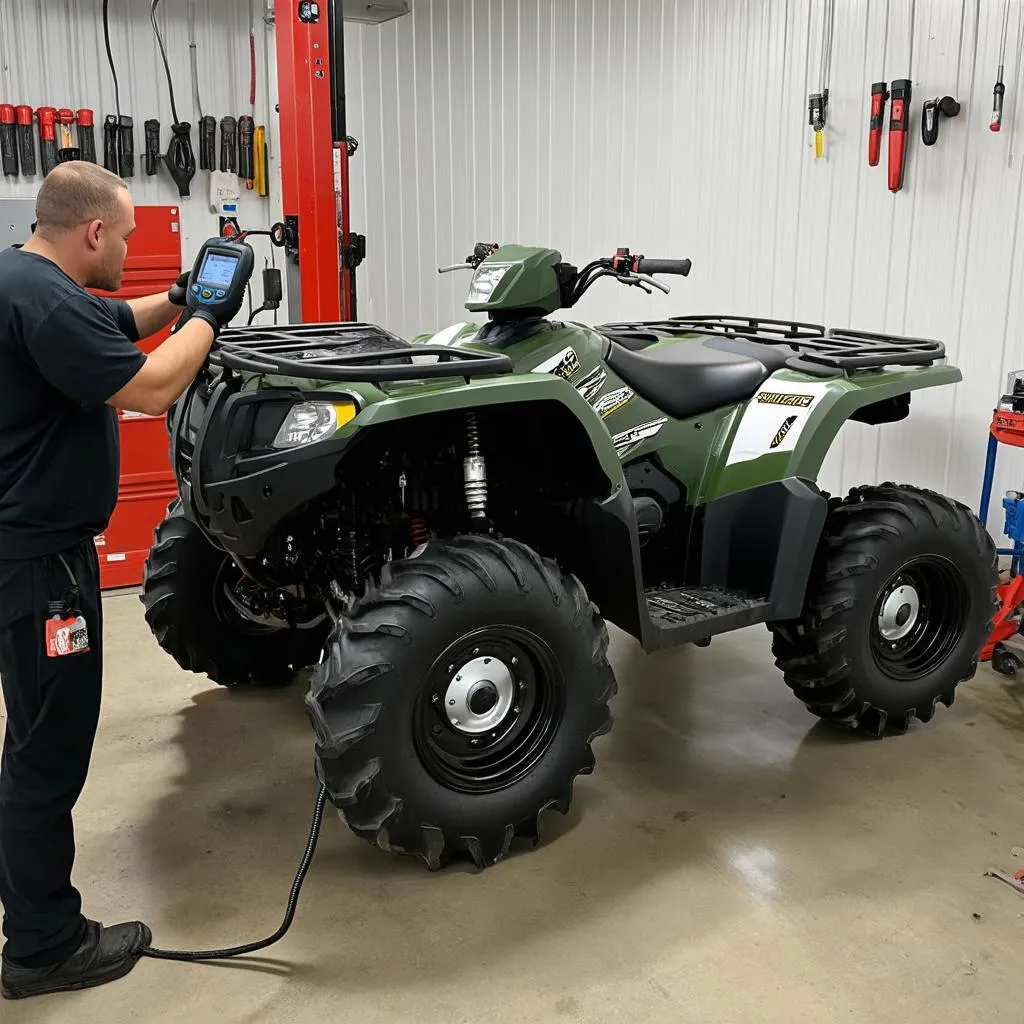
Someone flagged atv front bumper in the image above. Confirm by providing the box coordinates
[170,376,351,558]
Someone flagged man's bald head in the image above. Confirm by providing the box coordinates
[34,162,128,236]
[29,161,136,291]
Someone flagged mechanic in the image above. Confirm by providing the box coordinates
[0,162,244,1000]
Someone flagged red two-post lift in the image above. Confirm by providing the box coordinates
[274,0,364,323]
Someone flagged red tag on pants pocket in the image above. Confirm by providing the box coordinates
[45,615,90,657]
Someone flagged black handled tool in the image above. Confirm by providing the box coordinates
[0,105,17,176]
[103,114,119,172]
[37,107,58,176]
[219,116,237,173]
[238,114,254,186]
[118,115,134,177]
[199,115,216,171]
[144,119,160,175]
[77,109,96,162]
[15,105,34,175]
[921,95,960,147]
[163,121,196,197]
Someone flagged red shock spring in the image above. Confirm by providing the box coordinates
[409,517,427,547]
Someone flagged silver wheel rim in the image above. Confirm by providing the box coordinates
[444,655,515,735]
[877,583,920,641]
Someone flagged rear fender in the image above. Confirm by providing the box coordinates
[705,364,961,500]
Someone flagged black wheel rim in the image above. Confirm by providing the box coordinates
[869,555,969,681]
[414,626,565,794]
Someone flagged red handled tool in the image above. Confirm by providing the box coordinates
[77,109,96,162]
[0,104,17,176]
[57,107,80,162]
[887,79,911,193]
[36,106,58,176]
[15,105,35,175]
[868,82,888,166]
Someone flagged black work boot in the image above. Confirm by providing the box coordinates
[1,920,151,1000]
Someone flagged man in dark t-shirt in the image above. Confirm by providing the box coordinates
[0,163,244,1000]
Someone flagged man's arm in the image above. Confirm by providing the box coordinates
[124,292,181,339]
[109,317,215,417]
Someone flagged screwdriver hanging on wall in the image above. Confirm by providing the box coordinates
[992,0,1011,131]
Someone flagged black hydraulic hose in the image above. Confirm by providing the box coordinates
[140,784,328,962]
[151,0,180,125]
[102,0,121,123]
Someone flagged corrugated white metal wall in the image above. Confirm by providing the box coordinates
[0,0,283,309]
[344,0,1024,510]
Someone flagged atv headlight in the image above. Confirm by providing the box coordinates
[467,262,514,303]
[272,401,356,449]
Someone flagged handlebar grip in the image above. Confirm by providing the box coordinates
[637,258,691,277]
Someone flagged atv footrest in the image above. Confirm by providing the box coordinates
[643,586,771,648]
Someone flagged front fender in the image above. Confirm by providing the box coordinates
[705,364,961,499]
[344,373,628,493]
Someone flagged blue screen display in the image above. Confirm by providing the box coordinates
[198,252,239,287]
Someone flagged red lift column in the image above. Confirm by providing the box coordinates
[274,0,355,322]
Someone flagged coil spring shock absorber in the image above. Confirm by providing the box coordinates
[409,516,428,547]
[464,411,488,520]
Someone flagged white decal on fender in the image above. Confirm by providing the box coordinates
[594,386,634,418]
[575,366,607,402]
[725,381,832,466]
[612,418,667,459]
[532,346,581,381]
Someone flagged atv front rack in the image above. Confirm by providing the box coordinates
[596,315,946,376]
[210,322,513,382]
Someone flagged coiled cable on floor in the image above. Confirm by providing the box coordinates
[140,784,328,962]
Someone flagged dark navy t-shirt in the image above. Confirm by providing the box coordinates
[0,247,145,559]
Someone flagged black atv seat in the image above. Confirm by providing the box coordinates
[605,336,796,421]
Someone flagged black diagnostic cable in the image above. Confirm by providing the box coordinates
[141,785,328,962]
[151,0,196,197]
[102,0,121,125]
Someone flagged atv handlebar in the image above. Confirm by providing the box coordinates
[636,258,691,277]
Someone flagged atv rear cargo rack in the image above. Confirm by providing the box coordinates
[596,315,945,376]
[210,322,513,382]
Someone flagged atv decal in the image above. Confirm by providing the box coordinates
[612,418,667,459]
[575,366,607,402]
[756,391,815,408]
[725,382,831,465]
[594,386,634,419]
[769,415,798,449]
[532,346,581,381]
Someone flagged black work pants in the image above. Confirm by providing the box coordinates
[0,541,102,966]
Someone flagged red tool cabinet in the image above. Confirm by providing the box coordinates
[92,205,181,589]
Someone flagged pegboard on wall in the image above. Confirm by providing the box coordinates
[0,0,287,316]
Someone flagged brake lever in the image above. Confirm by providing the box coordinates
[438,262,473,274]
[622,272,671,295]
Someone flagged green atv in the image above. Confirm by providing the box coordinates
[142,241,997,870]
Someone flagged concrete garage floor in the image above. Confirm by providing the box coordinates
[3,594,1024,1023]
